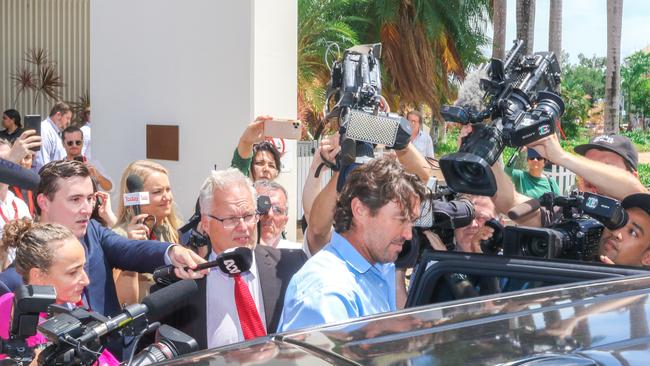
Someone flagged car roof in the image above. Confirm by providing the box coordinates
[162,274,650,365]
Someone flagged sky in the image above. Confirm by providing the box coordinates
[482,0,650,64]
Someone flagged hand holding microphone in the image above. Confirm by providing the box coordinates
[154,247,253,285]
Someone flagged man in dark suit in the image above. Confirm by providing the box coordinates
[167,168,306,350]
[0,160,206,317]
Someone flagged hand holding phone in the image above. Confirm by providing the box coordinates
[23,115,41,152]
[263,119,302,140]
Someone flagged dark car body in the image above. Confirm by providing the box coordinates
[161,252,650,365]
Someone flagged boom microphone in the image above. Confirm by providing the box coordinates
[0,158,40,190]
[507,199,542,221]
[153,247,254,285]
[125,174,149,217]
[74,279,198,345]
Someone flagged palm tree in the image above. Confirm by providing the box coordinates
[492,0,507,60]
[370,0,490,144]
[297,0,363,135]
[604,0,623,134]
[548,0,562,59]
[516,0,536,55]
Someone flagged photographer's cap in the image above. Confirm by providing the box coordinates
[622,193,650,217]
[574,134,638,171]
[527,148,542,159]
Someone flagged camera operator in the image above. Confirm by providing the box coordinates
[599,193,650,266]
[0,218,119,365]
[453,195,502,253]
[61,126,113,192]
[254,180,302,250]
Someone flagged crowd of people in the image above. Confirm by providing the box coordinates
[1,101,649,361]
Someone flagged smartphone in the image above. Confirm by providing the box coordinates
[23,115,41,152]
[263,119,302,140]
[73,156,85,163]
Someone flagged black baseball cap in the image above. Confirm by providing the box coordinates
[574,134,638,171]
[622,193,650,217]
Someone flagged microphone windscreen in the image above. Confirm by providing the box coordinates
[507,199,541,221]
[217,247,253,276]
[0,158,40,191]
[142,279,198,321]
[126,174,144,193]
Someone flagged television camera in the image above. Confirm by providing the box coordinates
[481,192,628,261]
[439,40,564,196]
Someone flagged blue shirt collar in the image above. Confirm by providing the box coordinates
[330,231,372,274]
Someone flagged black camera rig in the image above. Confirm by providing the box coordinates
[481,192,628,261]
[439,40,564,196]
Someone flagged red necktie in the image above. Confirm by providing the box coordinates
[233,274,266,340]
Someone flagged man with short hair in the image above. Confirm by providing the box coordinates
[0,160,205,316]
[61,126,112,191]
[33,102,72,171]
[167,168,306,350]
[279,157,427,331]
[254,180,301,250]
[407,110,434,158]
[599,193,650,267]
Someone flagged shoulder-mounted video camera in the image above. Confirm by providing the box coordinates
[319,43,412,184]
[439,40,564,196]
[481,192,628,261]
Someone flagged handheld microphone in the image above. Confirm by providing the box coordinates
[0,158,40,191]
[153,247,254,285]
[124,174,149,217]
[507,199,542,221]
[74,279,198,345]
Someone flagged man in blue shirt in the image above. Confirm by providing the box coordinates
[279,157,427,331]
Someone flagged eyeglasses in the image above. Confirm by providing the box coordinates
[204,213,259,229]
[66,140,83,146]
[528,156,545,161]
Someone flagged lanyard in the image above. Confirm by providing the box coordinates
[0,200,18,223]
[11,186,34,216]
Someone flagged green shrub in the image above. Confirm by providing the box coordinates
[637,163,650,188]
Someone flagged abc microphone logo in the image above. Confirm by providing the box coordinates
[223,259,241,274]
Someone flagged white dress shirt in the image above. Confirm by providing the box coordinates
[412,129,435,158]
[80,122,92,160]
[206,250,267,348]
[33,117,67,171]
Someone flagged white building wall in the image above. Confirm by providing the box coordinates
[91,0,298,240]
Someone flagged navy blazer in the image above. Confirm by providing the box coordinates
[0,219,169,316]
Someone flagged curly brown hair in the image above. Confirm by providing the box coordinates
[333,157,427,233]
[1,218,75,282]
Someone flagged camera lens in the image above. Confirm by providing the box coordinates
[524,236,549,258]
[455,161,485,184]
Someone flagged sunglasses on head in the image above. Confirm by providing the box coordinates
[66,140,83,146]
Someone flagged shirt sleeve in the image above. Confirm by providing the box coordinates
[424,135,434,158]
[230,148,252,177]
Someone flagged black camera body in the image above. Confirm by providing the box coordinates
[439,40,564,196]
[396,181,475,268]
[322,43,411,175]
[483,192,627,261]
[502,217,604,260]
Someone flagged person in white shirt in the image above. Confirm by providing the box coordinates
[407,110,434,158]
[79,107,92,160]
[0,139,32,270]
[165,168,307,350]
[33,102,72,172]
[253,180,301,250]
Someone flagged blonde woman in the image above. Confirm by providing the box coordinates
[112,160,183,305]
